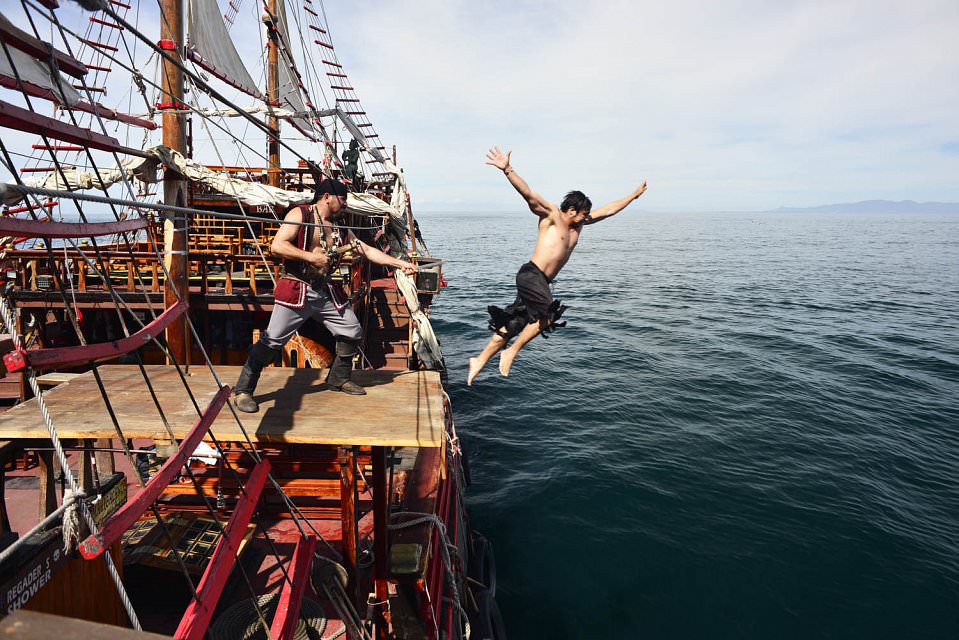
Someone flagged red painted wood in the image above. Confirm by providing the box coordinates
[32,144,84,150]
[0,216,148,239]
[184,50,264,101]
[174,460,272,640]
[90,17,123,30]
[78,38,119,53]
[66,100,158,130]
[0,73,65,104]
[0,80,152,132]
[3,302,188,374]
[78,383,231,560]
[0,100,151,157]
[2,201,57,214]
[269,534,317,640]
[0,14,87,78]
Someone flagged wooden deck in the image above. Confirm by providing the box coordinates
[0,365,445,447]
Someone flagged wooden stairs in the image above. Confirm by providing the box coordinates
[363,277,412,371]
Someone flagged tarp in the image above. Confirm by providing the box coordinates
[0,44,80,106]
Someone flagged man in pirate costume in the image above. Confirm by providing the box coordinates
[233,179,417,413]
[467,147,648,385]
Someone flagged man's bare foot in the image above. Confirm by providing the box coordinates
[498,349,516,377]
[467,357,483,386]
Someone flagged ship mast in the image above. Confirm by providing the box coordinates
[264,1,281,188]
[159,0,190,364]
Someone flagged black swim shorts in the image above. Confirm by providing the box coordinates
[486,262,567,342]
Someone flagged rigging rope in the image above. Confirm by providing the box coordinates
[0,294,143,629]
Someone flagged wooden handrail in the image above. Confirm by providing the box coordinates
[78,384,231,560]
[0,216,148,239]
[3,302,187,373]
[269,534,318,640]
[174,460,272,640]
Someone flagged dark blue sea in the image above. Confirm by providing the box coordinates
[417,211,959,639]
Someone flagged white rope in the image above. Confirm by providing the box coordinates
[61,489,82,553]
[388,512,469,630]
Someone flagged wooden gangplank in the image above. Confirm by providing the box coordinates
[0,365,445,447]
[0,610,170,640]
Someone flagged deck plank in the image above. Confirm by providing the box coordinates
[0,365,445,447]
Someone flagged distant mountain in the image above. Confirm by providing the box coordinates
[768,200,959,213]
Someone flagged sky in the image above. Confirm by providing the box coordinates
[2,0,957,213]
[315,0,959,212]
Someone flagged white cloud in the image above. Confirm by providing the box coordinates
[322,0,959,211]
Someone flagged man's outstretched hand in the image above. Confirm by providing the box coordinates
[634,181,648,199]
[486,146,512,171]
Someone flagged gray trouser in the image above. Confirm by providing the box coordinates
[258,284,362,349]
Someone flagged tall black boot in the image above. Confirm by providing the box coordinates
[233,341,280,412]
[325,338,365,395]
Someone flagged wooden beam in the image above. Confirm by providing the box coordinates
[0,100,151,158]
[339,446,359,607]
[174,459,271,640]
[0,610,171,640]
[372,446,391,639]
[269,534,317,640]
[0,216,149,240]
[0,15,88,78]
[78,384,230,559]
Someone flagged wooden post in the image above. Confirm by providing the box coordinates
[95,438,115,476]
[159,0,190,367]
[78,439,94,495]
[264,1,281,188]
[224,260,233,295]
[372,446,391,639]
[339,446,359,608]
[0,441,14,535]
[38,450,57,517]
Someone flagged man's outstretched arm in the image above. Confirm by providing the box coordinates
[486,147,553,218]
[584,182,648,225]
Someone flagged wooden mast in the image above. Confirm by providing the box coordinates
[159,0,189,365]
[264,0,281,188]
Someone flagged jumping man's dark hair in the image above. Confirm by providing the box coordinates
[560,190,592,214]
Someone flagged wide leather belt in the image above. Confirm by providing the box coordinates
[279,267,327,291]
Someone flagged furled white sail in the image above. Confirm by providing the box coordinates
[20,158,157,192]
[0,45,80,106]
[394,271,443,370]
[274,0,315,137]
[2,146,404,220]
[186,0,265,101]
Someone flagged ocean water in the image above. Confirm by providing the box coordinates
[417,211,959,639]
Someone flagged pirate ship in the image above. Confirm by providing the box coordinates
[0,1,502,638]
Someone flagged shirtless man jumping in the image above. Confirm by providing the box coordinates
[466,147,647,385]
